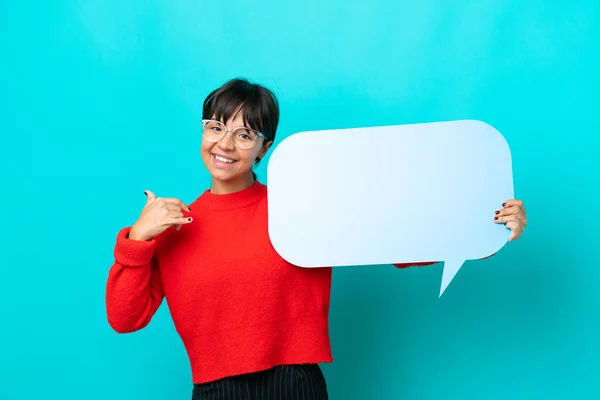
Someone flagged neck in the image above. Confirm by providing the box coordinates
[210,174,255,194]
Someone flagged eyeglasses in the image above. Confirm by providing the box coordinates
[201,119,267,150]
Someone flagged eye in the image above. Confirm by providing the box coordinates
[236,130,256,141]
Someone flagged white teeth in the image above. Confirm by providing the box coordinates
[215,155,234,163]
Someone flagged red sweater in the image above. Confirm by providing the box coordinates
[105,181,436,384]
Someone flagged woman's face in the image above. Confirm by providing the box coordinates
[200,111,270,186]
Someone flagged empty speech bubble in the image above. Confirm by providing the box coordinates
[267,120,514,296]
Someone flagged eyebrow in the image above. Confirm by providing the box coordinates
[210,119,259,132]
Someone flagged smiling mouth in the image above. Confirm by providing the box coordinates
[213,154,237,164]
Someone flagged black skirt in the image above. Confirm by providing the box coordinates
[191,363,328,400]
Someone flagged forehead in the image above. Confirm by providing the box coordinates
[213,106,247,126]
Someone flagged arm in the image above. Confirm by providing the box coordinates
[105,227,165,334]
[393,261,438,269]
[392,253,496,269]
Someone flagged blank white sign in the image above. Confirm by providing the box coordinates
[266,120,514,295]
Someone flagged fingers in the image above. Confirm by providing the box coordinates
[164,210,192,231]
[494,213,519,223]
[144,192,191,212]
[496,199,527,225]
[161,197,191,212]
[502,199,525,217]
[503,199,524,208]
[170,216,193,226]
[165,203,185,212]
[495,209,526,224]
[165,209,184,219]
[494,213,527,232]
[494,199,527,242]
[495,205,520,217]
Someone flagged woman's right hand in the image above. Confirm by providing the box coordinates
[128,190,192,241]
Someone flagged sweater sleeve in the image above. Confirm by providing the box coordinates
[392,252,497,269]
[393,261,438,268]
[105,227,165,334]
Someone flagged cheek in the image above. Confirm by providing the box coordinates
[200,143,214,168]
[239,148,261,165]
[200,140,214,156]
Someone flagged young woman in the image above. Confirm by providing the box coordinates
[105,78,528,400]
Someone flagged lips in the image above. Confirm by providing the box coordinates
[212,153,238,166]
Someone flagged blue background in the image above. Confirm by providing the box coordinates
[1,1,598,399]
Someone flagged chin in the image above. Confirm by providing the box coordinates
[208,168,235,181]
[209,166,249,182]
[202,152,252,183]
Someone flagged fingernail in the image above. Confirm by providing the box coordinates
[188,217,192,221]
[502,202,506,207]
[495,210,500,214]
[494,217,498,220]
[144,191,147,196]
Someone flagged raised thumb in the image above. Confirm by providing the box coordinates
[144,190,157,203]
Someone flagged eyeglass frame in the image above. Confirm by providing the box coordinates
[201,119,268,148]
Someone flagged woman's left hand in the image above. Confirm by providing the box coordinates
[494,199,528,241]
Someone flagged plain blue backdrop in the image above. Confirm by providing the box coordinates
[1,1,598,399]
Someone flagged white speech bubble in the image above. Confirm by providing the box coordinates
[267,120,513,296]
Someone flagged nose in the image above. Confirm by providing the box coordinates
[217,130,235,151]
